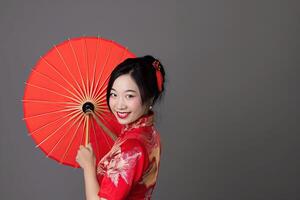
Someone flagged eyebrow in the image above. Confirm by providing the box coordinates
[111,88,137,93]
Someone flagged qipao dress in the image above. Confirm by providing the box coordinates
[97,112,161,200]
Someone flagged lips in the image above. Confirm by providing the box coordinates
[116,112,130,119]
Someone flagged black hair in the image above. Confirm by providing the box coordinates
[106,55,166,111]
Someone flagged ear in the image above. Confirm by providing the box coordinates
[146,98,155,112]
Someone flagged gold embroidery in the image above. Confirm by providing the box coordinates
[140,145,160,187]
[122,112,154,133]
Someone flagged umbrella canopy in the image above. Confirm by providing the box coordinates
[23,36,135,168]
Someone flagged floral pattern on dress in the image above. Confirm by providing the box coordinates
[97,145,142,187]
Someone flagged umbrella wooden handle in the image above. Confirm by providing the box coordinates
[85,114,90,147]
[87,110,117,141]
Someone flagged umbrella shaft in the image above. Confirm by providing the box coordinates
[85,115,90,146]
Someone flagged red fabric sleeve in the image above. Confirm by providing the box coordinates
[98,139,146,200]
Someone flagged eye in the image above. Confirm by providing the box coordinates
[110,93,117,97]
[126,94,135,99]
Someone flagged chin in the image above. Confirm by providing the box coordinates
[116,118,135,125]
[116,118,128,125]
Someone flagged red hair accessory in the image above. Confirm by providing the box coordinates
[152,60,163,92]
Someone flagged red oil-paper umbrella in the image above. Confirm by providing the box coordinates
[23,36,135,168]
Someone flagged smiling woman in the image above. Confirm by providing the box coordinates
[76,55,166,200]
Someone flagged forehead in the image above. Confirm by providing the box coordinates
[112,74,139,93]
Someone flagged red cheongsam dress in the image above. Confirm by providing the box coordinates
[96,111,161,200]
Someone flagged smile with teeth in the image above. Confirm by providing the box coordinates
[116,111,131,119]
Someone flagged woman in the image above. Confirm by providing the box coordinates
[76,55,166,200]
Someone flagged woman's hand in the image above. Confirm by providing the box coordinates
[77,143,100,200]
[76,143,96,171]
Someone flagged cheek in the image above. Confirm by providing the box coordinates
[129,98,143,110]
[108,98,116,108]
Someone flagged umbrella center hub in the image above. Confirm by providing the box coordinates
[82,102,95,113]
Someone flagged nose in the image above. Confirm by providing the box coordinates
[116,97,127,110]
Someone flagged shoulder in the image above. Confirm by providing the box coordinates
[120,138,146,156]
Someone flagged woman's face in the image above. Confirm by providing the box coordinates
[109,74,148,125]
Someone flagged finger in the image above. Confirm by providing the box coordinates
[79,145,84,149]
[87,143,93,152]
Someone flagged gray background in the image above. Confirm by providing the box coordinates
[0,0,300,199]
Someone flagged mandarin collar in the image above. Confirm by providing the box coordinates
[122,111,154,133]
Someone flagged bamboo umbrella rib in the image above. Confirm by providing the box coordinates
[94,88,108,105]
[95,100,107,106]
[92,45,129,100]
[95,84,107,99]
[94,106,110,114]
[63,105,83,110]
[95,99,112,112]
[94,96,106,104]
[22,99,77,105]
[95,105,110,114]
[28,109,80,136]
[90,118,100,157]
[100,107,111,113]
[97,118,116,144]
[25,82,81,104]
[62,115,85,162]
[92,116,111,149]
[95,103,109,111]
[70,114,86,167]
[95,103,108,111]
[72,115,87,168]
[95,99,107,108]
[95,104,109,112]
[24,106,79,120]
[47,112,84,157]
[41,56,85,101]
[93,72,111,100]
[36,111,83,147]
[83,38,90,97]
[31,69,82,103]
[90,43,112,100]
[60,115,85,164]
[90,37,100,102]
[68,116,84,166]
[71,117,86,167]
[95,110,115,121]
[68,39,88,99]
[94,94,106,105]
[97,106,110,113]
[55,46,87,101]
[97,109,110,115]
[78,116,86,148]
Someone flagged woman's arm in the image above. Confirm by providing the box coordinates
[83,164,100,200]
[77,144,103,200]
